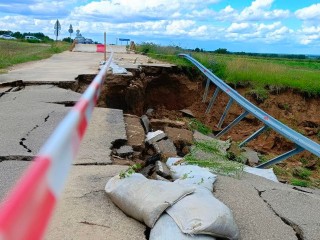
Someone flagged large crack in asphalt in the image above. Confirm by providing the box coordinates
[254,187,304,240]
[19,111,55,154]
[79,221,110,229]
[0,155,34,162]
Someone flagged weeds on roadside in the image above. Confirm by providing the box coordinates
[184,140,244,178]
[290,178,310,187]
[119,164,142,179]
[188,119,212,135]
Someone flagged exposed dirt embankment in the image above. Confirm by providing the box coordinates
[97,66,202,116]
[71,65,320,186]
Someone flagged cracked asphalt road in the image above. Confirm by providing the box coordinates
[1,47,319,240]
[215,173,320,240]
[0,49,146,239]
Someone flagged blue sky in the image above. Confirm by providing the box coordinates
[0,0,319,54]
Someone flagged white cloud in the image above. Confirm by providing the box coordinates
[225,21,292,42]
[227,23,250,33]
[295,3,320,21]
[216,0,289,22]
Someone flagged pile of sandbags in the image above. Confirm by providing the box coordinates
[105,157,240,239]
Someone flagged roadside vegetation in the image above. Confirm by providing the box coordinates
[0,40,70,70]
[136,43,320,96]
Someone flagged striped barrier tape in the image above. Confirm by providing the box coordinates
[0,50,113,240]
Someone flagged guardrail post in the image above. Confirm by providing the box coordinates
[217,98,234,128]
[239,125,269,147]
[256,146,304,168]
[206,87,220,114]
[215,111,249,138]
[202,78,210,102]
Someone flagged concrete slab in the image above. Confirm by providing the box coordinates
[46,165,146,240]
[75,108,127,165]
[0,85,81,156]
[0,160,31,202]
[0,51,105,84]
[215,172,320,240]
[214,174,297,240]
[124,115,145,151]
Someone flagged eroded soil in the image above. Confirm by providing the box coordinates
[72,65,320,186]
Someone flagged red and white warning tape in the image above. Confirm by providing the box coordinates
[0,51,113,240]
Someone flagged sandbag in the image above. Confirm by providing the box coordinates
[105,173,195,228]
[166,187,239,240]
[244,166,279,182]
[169,164,217,192]
[150,213,216,240]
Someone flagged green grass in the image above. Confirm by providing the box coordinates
[0,40,70,69]
[290,178,310,187]
[188,119,212,135]
[184,140,244,177]
[137,43,320,96]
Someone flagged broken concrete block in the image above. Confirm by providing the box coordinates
[140,164,155,177]
[193,130,231,154]
[152,173,171,182]
[115,145,134,158]
[146,108,154,117]
[124,115,145,151]
[193,130,215,142]
[242,147,260,166]
[180,109,195,118]
[155,161,172,179]
[146,130,166,144]
[146,154,161,166]
[140,115,150,133]
[164,127,193,149]
[150,119,186,131]
[153,139,178,159]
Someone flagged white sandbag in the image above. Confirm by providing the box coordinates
[166,157,184,167]
[244,166,279,182]
[150,214,216,240]
[105,173,195,228]
[170,165,217,192]
[166,187,239,240]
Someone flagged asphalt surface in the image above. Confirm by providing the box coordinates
[0,51,103,84]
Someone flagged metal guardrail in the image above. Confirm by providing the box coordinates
[179,54,320,168]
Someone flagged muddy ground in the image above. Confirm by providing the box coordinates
[73,65,320,186]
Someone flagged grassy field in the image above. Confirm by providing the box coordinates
[136,43,320,96]
[0,40,70,70]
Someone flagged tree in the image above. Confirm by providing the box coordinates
[54,19,61,41]
[194,47,200,52]
[68,24,73,42]
[214,48,229,54]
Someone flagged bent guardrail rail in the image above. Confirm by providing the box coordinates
[179,54,320,168]
[0,50,113,240]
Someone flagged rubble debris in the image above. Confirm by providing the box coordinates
[146,154,161,166]
[164,127,193,149]
[242,147,260,166]
[115,145,134,158]
[140,164,155,178]
[141,115,150,133]
[124,115,145,151]
[153,139,178,159]
[146,130,166,144]
[154,174,171,182]
[180,109,195,118]
[146,108,154,117]
[155,161,172,179]
[193,130,215,142]
[150,119,186,131]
